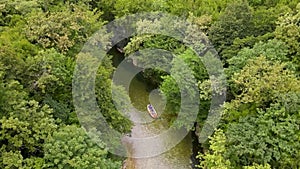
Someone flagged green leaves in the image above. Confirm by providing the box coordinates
[199,101,300,168]
[208,1,254,59]
[1,0,300,168]
[1,150,24,169]
[0,100,58,169]
[229,56,300,112]
[24,49,73,94]
[275,4,300,64]
[43,125,121,169]
[217,54,300,168]
[113,0,168,17]
[226,39,293,78]
[197,129,232,169]
[20,49,75,123]
[225,101,300,168]
[24,3,103,54]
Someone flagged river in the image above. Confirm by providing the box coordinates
[111,48,194,169]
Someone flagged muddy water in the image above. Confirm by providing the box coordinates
[112,52,193,169]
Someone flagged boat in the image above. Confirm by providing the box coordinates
[147,104,158,119]
[116,47,124,53]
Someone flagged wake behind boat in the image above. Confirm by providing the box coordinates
[147,104,158,119]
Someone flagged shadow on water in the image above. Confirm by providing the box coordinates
[109,47,195,169]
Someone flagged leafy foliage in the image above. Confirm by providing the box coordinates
[229,56,300,109]
[226,39,293,78]
[275,4,300,65]
[1,0,300,168]
[197,129,231,169]
[22,49,75,123]
[0,100,58,168]
[226,103,300,168]
[208,1,254,59]
[43,125,121,169]
[24,3,103,54]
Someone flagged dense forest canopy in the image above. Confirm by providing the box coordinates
[0,0,300,168]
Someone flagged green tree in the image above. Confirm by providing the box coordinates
[198,129,274,169]
[24,3,103,55]
[0,25,39,80]
[160,52,201,128]
[220,56,300,168]
[220,33,274,62]
[226,39,294,78]
[0,100,58,168]
[252,5,289,36]
[22,49,75,124]
[275,3,300,66]
[197,129,231,169]
[113,0,168,17]
[73,52,132,134]
[225,98,300,168]
[0,63,27,117]
[43,125,121,169]
[208,1,254,60]
[226,56,300,120]
[0,0,39,26]
[193,0,235,19]
[243,163,271,169]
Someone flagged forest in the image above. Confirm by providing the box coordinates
[1,0,300,168]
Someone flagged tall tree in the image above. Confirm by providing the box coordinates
[24,3,103,55]
[275,4,300,66]
[208,1,254,60]
[0,100,58,168]
[43,125,121,169]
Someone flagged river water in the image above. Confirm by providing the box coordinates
[111,49,193,169]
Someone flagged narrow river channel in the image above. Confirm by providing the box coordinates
[111,48,194,169]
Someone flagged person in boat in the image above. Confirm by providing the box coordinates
[148,104,158,118]
[148,104,155,112]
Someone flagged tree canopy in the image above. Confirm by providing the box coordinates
[1,0,300,168]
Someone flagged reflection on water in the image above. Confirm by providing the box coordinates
[112,54,193,169]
